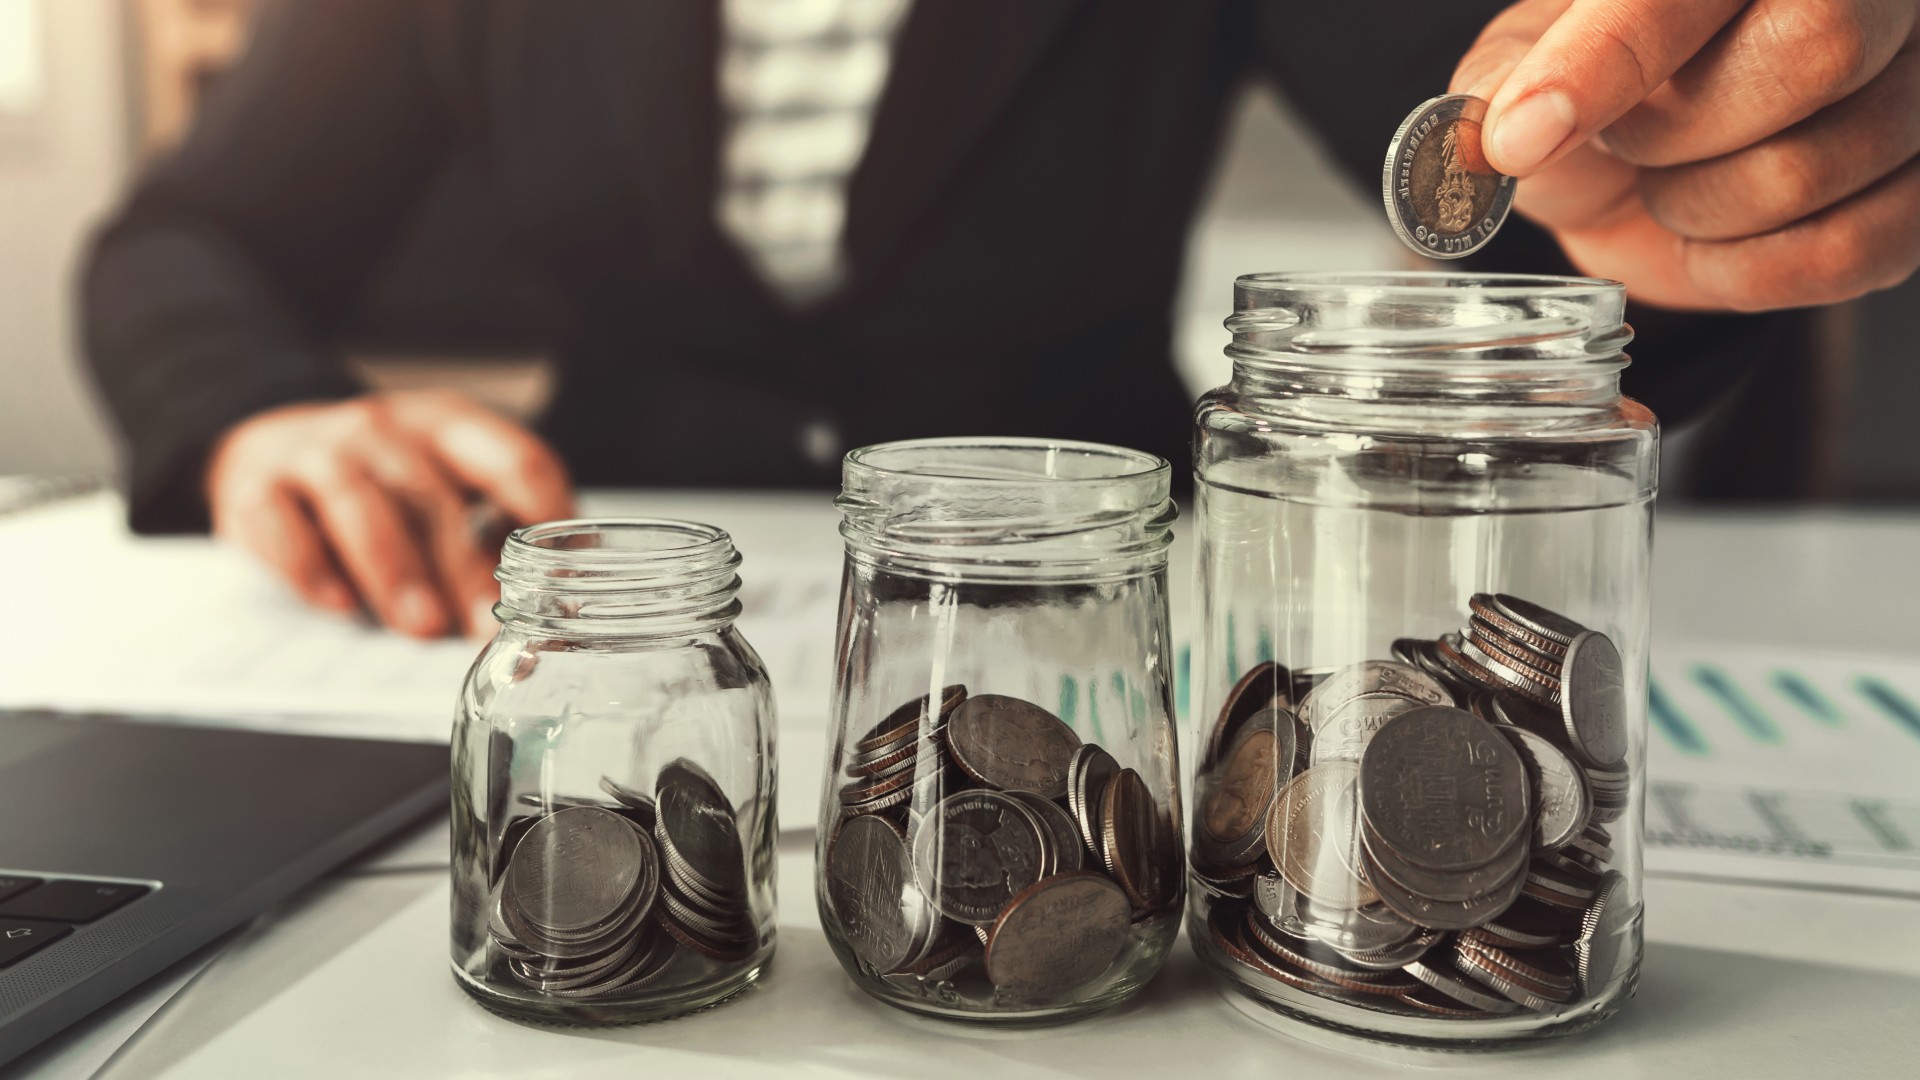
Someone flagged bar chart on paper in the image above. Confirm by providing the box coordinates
[1640,643,1920,896]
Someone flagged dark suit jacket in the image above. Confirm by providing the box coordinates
[83,0,1789,531]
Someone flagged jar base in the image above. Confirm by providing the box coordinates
[846,975,1140,1028]
[1191,916,1638,1051]
[452,959,765,1026]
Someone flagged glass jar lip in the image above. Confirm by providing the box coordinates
[842,436,1170,486]
[504,518,733,563]
[1234,271,1623,302]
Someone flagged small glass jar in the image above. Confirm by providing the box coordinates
[450,519,777,1024]
[1188,273,1655,1047]
[817,437,1184,1023]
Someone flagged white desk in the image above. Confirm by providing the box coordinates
[5,495,1919,1078]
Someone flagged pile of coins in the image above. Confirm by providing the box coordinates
[823,686,1179,1001]
[1192,594,1634,1018]
[487,759,759,1000]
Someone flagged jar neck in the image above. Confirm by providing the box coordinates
[1224,272,1632,422]
[494,519,742,638]
[836,437,1175,583]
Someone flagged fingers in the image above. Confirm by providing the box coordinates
[1601,0,1917,167]
[1639,47,1920,240]
[1679,156,1920,310]
[353,425,502,638]
[292,453,450,639]
[1461,0,1749,175]
[390,392,575,528]
[214,481,357,615]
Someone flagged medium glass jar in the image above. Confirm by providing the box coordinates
[1188,273,1654,1047]
[450,519,777,1024]
[817,437,1184,1023]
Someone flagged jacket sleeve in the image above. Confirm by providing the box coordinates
[1245,0,1806,438]
[80,0,452,532]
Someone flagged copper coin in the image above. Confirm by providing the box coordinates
[1469,596,1572,660]
[945,694,1082,799]
[1206,660,1290,770]
[1469,621,1564,684]
[1197,714,1288,867]
[1403,957,1522,1015]
[1100,768,1177,911]
[857,685,968,755]
[1460,635,1563,707]
[1452,947,1559,1011]
[1456,938,1576,997]
[983,871,1131,997]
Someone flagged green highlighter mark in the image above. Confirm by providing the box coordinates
[1648,677,1708,755]
[1693,665,1780,743]
[1857,677,1920,741]
[1772,670,1841,726]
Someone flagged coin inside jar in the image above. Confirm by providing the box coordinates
[503,806,652,936]
[982,871,1131,998]
[944,694,1082,799]
[1359,707,1530,872]
[911,789,1047,926]
[1265,763,1378,909]
[1381,94,1515,259]
[1197,713,1289,868]
[824,814,923,974]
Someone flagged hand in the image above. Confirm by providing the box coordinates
[206,390,574,638]
[1454,0,1920,311]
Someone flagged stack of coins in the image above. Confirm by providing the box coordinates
[487,758,758,1000]
[824,686,1179,1001]
[1192,594,1636,1018]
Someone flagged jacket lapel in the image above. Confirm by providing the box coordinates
[839,0,1087,297]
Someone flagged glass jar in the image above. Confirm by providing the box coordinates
[1188,273,1654,1047]
[817,437,1184,1023]
[450,519,777,1024]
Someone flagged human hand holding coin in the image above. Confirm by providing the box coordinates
[1452,0,1920,311]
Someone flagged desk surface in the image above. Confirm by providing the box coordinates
[6,494,1919,1078]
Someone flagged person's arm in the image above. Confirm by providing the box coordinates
[82,0,449,534]
[82,0,573,637]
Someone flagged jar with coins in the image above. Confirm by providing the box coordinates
[450,519,777,1023]
[1188,273,1655,1046]
[818,437,1184,1022]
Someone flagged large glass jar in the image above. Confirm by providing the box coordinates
[1188,273,1654,1047]
[818,437,1184,1023]
[450,519,777,1024]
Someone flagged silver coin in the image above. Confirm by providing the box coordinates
[1338,928,1444,971]
[1367,846,1527,931]
[1298,661,1451,730]
[1460,634,1562,706]
[1252,871,1308,938]
[1561,632,1629,769]
[1575,869,1633,996]
[982,871,1131,998]
[824,814,923,973]
[1404,957,1523,1014]
[1498,725,1592,851]
[1308,694,1422,765]
[1010,791,1086,875]
[1382,94,1515,259]
[655,758,748,899]
[1491,594,1587,646]
[1066,743,1119,859]
[1453,944,1564,1011]
[1358,707,1530,871]
[1362,813,1530,904]
[1297,899,1418,956]
[911,789,1046,926]
[944,694,1082,799]
[503,806,651,935]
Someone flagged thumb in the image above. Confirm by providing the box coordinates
[1456,0,1743,176]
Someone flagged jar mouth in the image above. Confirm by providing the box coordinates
[844,437,1168,486]
[1234,271,1622,303]
[838,437,1175,582]
[496,518,742,633]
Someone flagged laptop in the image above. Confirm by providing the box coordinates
[0,710,446,1067]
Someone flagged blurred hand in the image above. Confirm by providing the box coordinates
[1455,0,1920,311]
[206,390,574,638]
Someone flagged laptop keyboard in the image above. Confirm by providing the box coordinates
[0,876,151,968]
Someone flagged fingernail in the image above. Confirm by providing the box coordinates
[1490,90,1577,174]
[395,584,444,636]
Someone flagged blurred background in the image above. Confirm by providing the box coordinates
[2,0,1916,502]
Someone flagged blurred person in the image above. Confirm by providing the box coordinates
[83,0,1920,638]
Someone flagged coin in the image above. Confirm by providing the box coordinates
[1404,956,1522,1014]
[1522,861,1600,909]
[1574,870,1632,996]
[1456,634,1561,707]
[1496,725,1591,851]
[1361,812,1528,904]
[1267,763,1378,909]
[1197,715,1288,867]
[1206,660,1290,769]
[945,694,1082,799]
[1339,928,1444,972]
[1469,896,1572,950]
[1308,694,1422,765]
[1101,768,1177,912]
[1560,631,1629,768]
[824,814,923,973]
[1359,707,1529,871]
[1490,594,1585,646]
[911,789,1046,926]
[1010,791,1087,875]
[858,685,967,755]
[1366,847,1527,931]
[504,807,651,935]
[1298,661,1451,730]
[1452,944,1562,1011]
[1066,743,1119,860]
[1296,898,1418,956]
[982,871,1131,997]
[1382,94,1515,259]
[656,759,748,899]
